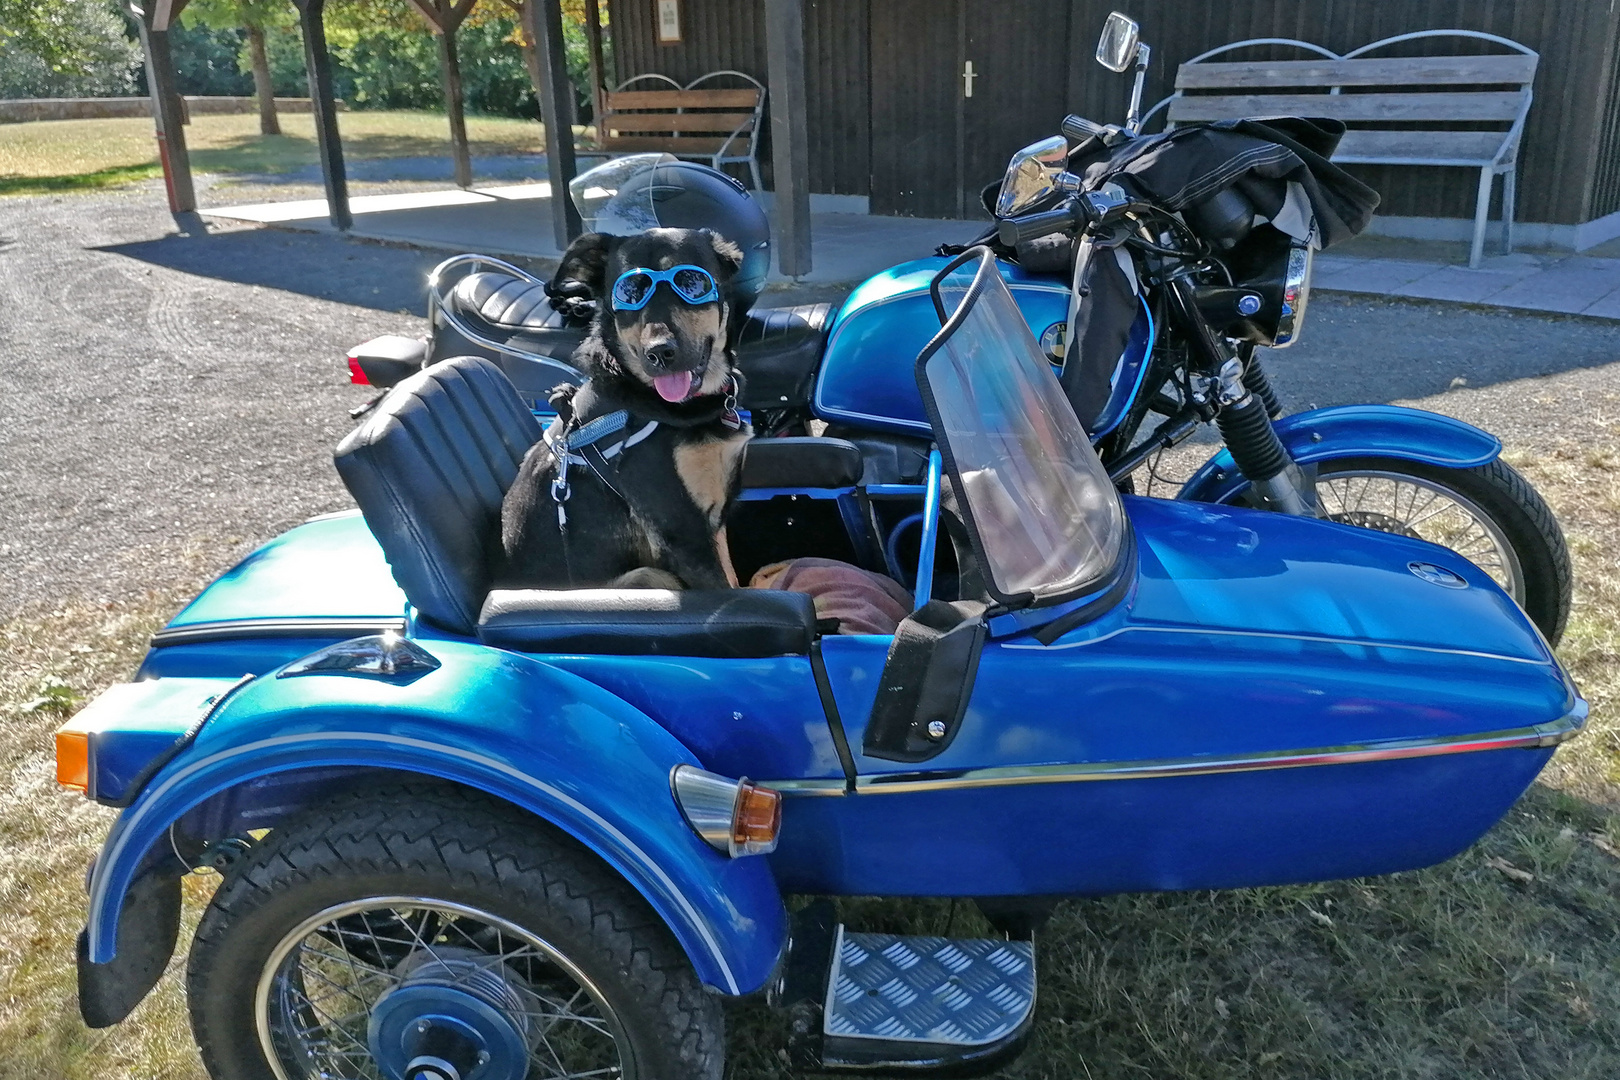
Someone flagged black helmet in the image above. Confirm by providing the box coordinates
[570,154,772,305]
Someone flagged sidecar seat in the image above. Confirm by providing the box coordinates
[334,356,816,657]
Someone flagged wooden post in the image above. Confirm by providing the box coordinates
[765,0,811,277]
[584,0,606,145]
[130,0,196,213]
[527,0,581,247]
[293,0,352,230]
[410,0,479,190]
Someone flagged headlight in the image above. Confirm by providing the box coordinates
[1271,241,1313,348]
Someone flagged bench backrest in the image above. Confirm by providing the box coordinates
[600,72,765,159]
[1156,31,1537,165]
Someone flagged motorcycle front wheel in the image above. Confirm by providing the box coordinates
[1288,456,1571,645]
[186,784,724,1080]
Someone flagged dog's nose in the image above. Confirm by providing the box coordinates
[644,338,677,368]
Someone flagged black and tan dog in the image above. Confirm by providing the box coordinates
[498,227,752,590]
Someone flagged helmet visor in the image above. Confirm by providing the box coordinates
[569,153,679,234]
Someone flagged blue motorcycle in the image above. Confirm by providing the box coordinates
[63,246,1583,1078]
[350,14,1570,645]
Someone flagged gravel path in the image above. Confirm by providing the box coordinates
[3,181,1619,618]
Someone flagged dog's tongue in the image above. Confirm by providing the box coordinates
[653,371,695,403]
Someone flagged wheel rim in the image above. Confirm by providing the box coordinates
[1314,469,1524,603]
[254,896,631,1080]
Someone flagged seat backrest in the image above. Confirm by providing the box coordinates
[335,356,541,633]
[601,71,764,157]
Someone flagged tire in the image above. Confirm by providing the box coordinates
[1307,456,1572,645]
[186,783,724,1080]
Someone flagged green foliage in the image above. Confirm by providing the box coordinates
[0,0,141,99]
[159,23,254,97]
[20,675,82,716]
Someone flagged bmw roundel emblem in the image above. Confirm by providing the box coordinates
[1408,561,1467,588]
[1040,321,1067,366]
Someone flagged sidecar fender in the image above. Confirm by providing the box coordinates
[1177,404,1502,505]
[84,640,787,998]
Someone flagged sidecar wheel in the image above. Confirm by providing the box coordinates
[1309,457,1572,645]
[185,784,724,1080]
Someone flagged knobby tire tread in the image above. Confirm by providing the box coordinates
[186,783,725,1080]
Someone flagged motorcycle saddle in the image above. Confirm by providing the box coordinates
[443,271,833,410]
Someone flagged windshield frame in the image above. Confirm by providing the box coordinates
[913,247,1129,611]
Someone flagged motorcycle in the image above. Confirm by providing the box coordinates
[62,245,1585,1077]
[347,13,1570,644]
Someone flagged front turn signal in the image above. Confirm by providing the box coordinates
[55,722,90,794]
[670,765,782,857]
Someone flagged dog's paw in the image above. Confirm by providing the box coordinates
[611,567,687,591]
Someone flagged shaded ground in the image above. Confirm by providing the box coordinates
[1,185,1617,1079]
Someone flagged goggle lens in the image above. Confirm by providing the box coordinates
[612,272,654,308]
[672,267,715,300]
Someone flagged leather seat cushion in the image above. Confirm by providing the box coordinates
[478,588,817,657]
[741,436,863,490]
[451,272,576,332]
[335,357,541,634]
[735,303,833,410]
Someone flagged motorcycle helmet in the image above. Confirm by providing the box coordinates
[569,154,772,307]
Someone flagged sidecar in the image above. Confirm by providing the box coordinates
[59,251,1582,1079]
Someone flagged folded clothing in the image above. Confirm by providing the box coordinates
[749,557,912,635]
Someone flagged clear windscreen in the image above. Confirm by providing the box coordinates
[568,153,678,233]
[923,252,1126,602]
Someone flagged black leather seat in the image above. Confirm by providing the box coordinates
[441,272,833,410]
[740,436,863,490]
[335,356,817,656]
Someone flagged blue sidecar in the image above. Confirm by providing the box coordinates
[60,251,1583,1079]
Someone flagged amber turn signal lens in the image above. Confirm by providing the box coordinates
[731,782,782,855]
[55,728,90,793]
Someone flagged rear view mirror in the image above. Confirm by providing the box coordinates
[995,135,1071,218]
[1096,12,1140,73]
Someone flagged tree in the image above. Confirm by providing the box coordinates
[0,0,142,98]
[180,0,295,133]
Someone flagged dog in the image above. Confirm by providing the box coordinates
[497,227,753,591]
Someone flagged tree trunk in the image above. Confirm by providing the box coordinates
[438,28,473,188]
[246,22,281,136]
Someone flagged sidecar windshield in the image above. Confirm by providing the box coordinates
[917,249,1126,606]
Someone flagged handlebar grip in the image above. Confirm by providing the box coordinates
[997,201,1083,246]
[1061,114,1107,142]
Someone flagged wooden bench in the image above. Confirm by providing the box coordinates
[1145,31,1538,268]
[598,71,767,190]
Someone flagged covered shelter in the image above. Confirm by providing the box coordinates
[129,0,814,274]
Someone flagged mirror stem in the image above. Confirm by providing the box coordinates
[1125,43,1151,134]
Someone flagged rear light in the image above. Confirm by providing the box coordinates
[347,355,370,385]
[55,722,90,793]
[670,765,783,857]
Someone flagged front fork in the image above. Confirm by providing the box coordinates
[1169,279,1317,516]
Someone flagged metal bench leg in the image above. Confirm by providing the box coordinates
[749,156,763,192]
[1501,167,1516,256]
[1469,166,1493,269]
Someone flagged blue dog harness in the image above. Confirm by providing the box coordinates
[546,409,660,531]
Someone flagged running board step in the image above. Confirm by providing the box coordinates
[778,912,1036,1074]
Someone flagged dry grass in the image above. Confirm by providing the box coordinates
[1,439,1616,1079]
[0,110,551,196]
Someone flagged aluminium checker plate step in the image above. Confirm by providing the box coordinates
[819,925,1037,1071]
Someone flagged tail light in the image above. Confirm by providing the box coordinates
[670,765,782,857]
[347,355,370,385]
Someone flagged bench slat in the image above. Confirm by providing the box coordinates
[1331,128,1510,164]
[1177,54,1537,91]
[601,112,756,133]
[1169,90,1526,123]
[599,135,734,155]
[605,88,760,110]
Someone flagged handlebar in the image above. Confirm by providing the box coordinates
[997,201,1087,246]
[1061,114,1107,142]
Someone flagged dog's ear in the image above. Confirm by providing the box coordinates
[551,232,614,296]
[701,229,745,282]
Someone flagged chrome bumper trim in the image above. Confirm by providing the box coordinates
[150,617,409,648]
[764,700,1586,797]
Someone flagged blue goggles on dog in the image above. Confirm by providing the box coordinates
[610,265,720,310]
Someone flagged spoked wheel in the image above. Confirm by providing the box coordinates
[1309,457,1572,644]
[187,785,724,1080]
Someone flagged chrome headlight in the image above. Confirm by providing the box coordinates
[995,135,1070,218]
[1271,241,1313,348]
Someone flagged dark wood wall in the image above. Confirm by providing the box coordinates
[607,0,1620,225]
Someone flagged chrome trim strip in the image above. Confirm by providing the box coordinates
[1002,622,1552,666]
[761,703,1586,797]
[151,617,408,647]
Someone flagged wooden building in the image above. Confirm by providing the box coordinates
[607,0,1620,248]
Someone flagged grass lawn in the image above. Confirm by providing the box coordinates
[1,437,1616,1078]
[0,110,551,196]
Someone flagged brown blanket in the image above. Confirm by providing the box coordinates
[748,557,913,635]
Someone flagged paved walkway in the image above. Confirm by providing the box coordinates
[203,184,1620,316]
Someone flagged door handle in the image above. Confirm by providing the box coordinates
[963,60,976,98]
